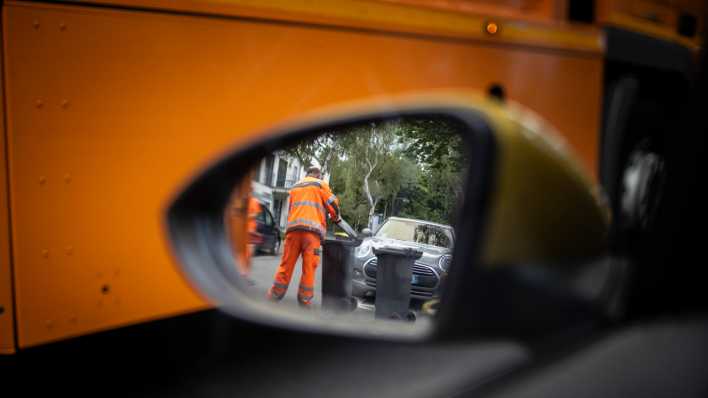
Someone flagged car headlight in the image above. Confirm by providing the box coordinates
[355,241,373,258]
[438,255,452,273]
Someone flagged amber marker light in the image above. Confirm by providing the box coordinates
[485,21,500,35]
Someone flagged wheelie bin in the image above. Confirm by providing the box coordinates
[372,245,422,320]
[321,220,360,312]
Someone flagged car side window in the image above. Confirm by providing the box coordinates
[431,230,450,247]
[413,227,426,244]
[257,207,266,224]
[264,209,274,227]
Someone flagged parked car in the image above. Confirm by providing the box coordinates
[254,204,281,255]
[351,217,454,302]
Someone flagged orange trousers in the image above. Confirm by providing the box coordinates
[267,230,321,306]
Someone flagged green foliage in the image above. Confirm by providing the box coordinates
[297,117,467,229]
[393,117,466,224]
[329,156,370,229]
[282,132,341,175]
[397,117,467,171]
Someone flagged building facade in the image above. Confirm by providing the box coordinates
[251,151,302,230]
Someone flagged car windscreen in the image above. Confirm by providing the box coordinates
[375,219,453,249]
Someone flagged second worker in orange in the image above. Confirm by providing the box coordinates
[267,165,341,307]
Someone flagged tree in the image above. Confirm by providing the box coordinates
[289,116,468,230]
[282,132,341,175]
[334,121,401,228]
[396,117,467,224]
[376,154,418,218]
[398,117,466,171]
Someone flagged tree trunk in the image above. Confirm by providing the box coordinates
[363,143,378,227]
[368,197,379,228]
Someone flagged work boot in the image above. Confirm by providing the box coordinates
[297,299,313,309]
[267,287,285,302]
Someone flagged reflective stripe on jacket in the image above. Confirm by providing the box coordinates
[286,176,340,239]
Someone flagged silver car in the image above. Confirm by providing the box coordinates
[351,217,454,302]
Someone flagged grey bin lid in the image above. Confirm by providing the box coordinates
[323,236,362,247]
[373,245,423,259]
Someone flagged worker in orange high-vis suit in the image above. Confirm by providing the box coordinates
[244,196,263,269]
[267,165,341,307]
[227,171,262,280]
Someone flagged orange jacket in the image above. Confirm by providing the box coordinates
[247,197,261,233]
[286,176,340,239]
[247,196,263,244]
[226,177,254,275]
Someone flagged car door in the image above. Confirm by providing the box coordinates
[258,206,276,252]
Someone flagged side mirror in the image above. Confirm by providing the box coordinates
[360,228,373,237]
[165,92,610,341]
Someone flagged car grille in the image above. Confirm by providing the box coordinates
[363,258,439,294]
[411,288,435,297]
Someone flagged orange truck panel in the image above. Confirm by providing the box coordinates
[2,0,602,348]
[376,0,569,23]
[1,12,17,353]
[77,0,605,53]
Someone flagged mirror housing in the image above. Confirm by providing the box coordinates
[360,228,373,237]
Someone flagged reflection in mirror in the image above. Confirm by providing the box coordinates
[225,116,468,329]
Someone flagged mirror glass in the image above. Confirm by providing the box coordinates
[225,116,469,331]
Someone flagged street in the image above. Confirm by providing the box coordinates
[246,252,432,325]
[249,253,324,307]
[247,253,381,321]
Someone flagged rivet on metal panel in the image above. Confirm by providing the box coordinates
[64,173,72,183]
[46,320,54,329]
[485,21,500,35]
[35,99,44,109]
[65,246,73,256]
[69,316,78,325]
[113,268,120,277]
[101,284,110,294]
[0,306,5,315]
[42,249,49,258]
[60,99,70,109]
[39,176,47,185]
[96,271,103,279]
[59,22,67,31]
[32,19,40,30]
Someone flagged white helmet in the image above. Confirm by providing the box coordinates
[307,159,322,175]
